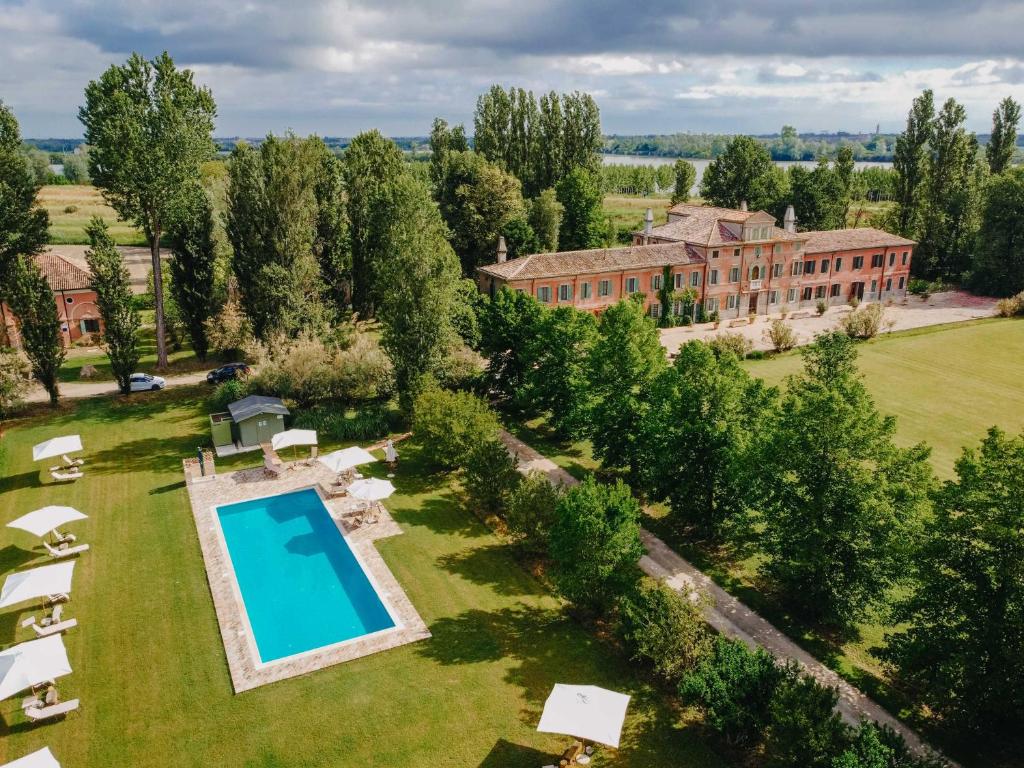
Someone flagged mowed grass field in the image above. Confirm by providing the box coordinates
[0,389,725,768]
[38,185,147,246]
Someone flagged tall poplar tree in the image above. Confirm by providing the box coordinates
[80,51,216,369]
[6,258,64,405]
[168,185,220,360]
[0,101,48,278]
[891,89,935,237]
[986,96,1021,175]
[85,218,140,393]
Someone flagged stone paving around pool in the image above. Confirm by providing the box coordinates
[185,460,431,693]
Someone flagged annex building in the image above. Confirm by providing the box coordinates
[476,202,916,320]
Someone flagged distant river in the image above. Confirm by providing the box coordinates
[601,154,893,195]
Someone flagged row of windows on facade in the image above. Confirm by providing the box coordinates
[533,252,910,304]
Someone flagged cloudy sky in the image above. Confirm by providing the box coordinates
[3,0,1024,138]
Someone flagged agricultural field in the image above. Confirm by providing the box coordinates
[37,185,148,246]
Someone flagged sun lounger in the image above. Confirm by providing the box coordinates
[50,469,83,482]
[53,529,77,544]
[23,698,80,722]
[31,618,77,637]
[62,455,84,467]
[43,541,90,559]
[45,593,69,607]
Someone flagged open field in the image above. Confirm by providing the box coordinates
[603,195,671,244]
[0,388,725,767]
[37,185,148,246]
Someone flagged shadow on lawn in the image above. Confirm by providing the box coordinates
[392,495,487,538]
[435,543,547,598]
[0,471,39,495]
[478,738,552,768]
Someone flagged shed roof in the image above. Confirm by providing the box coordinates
[34,252,92,292]
[227,395,289,422]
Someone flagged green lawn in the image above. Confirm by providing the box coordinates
[0,389,725,767]
[60,319,206,384]
[38,185,148,246]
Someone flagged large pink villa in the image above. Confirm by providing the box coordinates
[477,202,916,320]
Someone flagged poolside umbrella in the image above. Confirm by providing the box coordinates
[0,635,73,701]
[537,684,631,749]
[32,435,83,463]
[0,562,75,609]
[272,429,318,451]
[347,477,395,502]
[318,446,375,474]
[2,747,61,768]
[7,506,87,540]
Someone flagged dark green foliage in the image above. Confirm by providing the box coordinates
[555,168,607,251]
[986,97,1021,175]
[587,299,666,482]
[549,476,644,612]
[292,404,396,443]
[412,384,501,469]
[879,427,1024,744]
[785,157,850,231]
[451,278,484,348]
[312,146,351,320]
[376,174,462,412]
[500,216,539,260]
[671,159,697,204]
[525,305,597,439]
[5,257,64,404]
[168,185,219,360]
[617,577,711,682]
[226,135,330,340]
[209,379,249,413]
[504,471,562,554]
[970,166,1024,296]
[699,135,787,212]
[892,90,935,238]
[831,722,897,768]
[462,438,521,516]
[428,117,469,190]
[477,287,543,402]
[680,636,786,748]
[343,130,406,318]
[528,188,563,252]
[0,101,48,280]
[756,332,932,628]
[85,217,141,394]
[80,51,217,368]
[765,673,847,768]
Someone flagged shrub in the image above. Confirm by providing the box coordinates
[680,636,787,748]
[549,476,645,612]
[764,319,797,352]
[839,303,885,339]
[463,438,521,516]
[412,384,501,469]
[205,295,253,359]
[436,343,486,392]
[764,673,847,768]
[292,404,396,442]
[209,379,248,412]
[709,310,721,324]
[907,278,930,296]
[0,348,31,419]
[816,299,828,316]
[505,470,562,553]
[995,291,1024,317]
[848,295,861,309]
[618,577,711,682]
[709,332,753,360]
[62,205,78,214]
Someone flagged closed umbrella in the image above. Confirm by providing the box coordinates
[537,684,631,749]
[318,446,375,474]
[2,747,61,768]
[0,635,73,701]
[7,506,87,540]
[347,477,395,501]
[32,435,83,463]
[0,562,75,609]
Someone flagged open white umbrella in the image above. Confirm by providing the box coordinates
[7,506,87,539]
[0,635,73,701]
[271,429,318,452]
[2,747,61,768]
[318,446,376,474]
[0,562,75,610]
[32,436,83,463]
[347,477,396,502]
[537,684,631,749]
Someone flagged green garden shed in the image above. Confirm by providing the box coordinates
[226,395,290,448]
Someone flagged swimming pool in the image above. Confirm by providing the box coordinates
[215,487,396,664]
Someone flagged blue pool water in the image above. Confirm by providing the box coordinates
[216,488,395,663]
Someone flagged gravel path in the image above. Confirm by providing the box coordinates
[498,428,955,765]
[25,371,210,403]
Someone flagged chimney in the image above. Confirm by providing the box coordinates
[496,236,507,263]
[784,205,796,233]
[739,200,748,212]
[644,207,654,236]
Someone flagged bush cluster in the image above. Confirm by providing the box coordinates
[995,291,1024,317]
[764,319,797,352]
[840,302,886,339]
[412,384,501,468]
[709,332,754,360]
[292,404,397,442]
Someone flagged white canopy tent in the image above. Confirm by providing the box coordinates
[0,562,75,610]
[31,436,83,463]
[7,506,87,539]
[1,747,61,768]
[537,684,631,749]
[318,446,376,474]
[0,635,73,701]
[271,429,318,452]
[347,477,396,502]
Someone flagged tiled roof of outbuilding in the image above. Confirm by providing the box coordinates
[34,252,93,292]
[477,242,705,282]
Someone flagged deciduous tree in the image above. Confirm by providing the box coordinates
[891,90,934,238]
[671,158,697,204]
[528,188,563,252]
[700,135,787,212]
[5,257,64,404]
[986,96,1021,175]
[477,287,543,402]
[80,52,216,369]
[556,167,606,251]
[970,166,1024,295]
[526,306,597,439]
[0,101,48,278]
[168,185,220,360]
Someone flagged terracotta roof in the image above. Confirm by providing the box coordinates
[34,252,92,292]
[802,228,917,254]
[643,203,802,247]
[478,243,705,282]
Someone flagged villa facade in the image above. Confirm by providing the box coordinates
[477,202,916,321]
